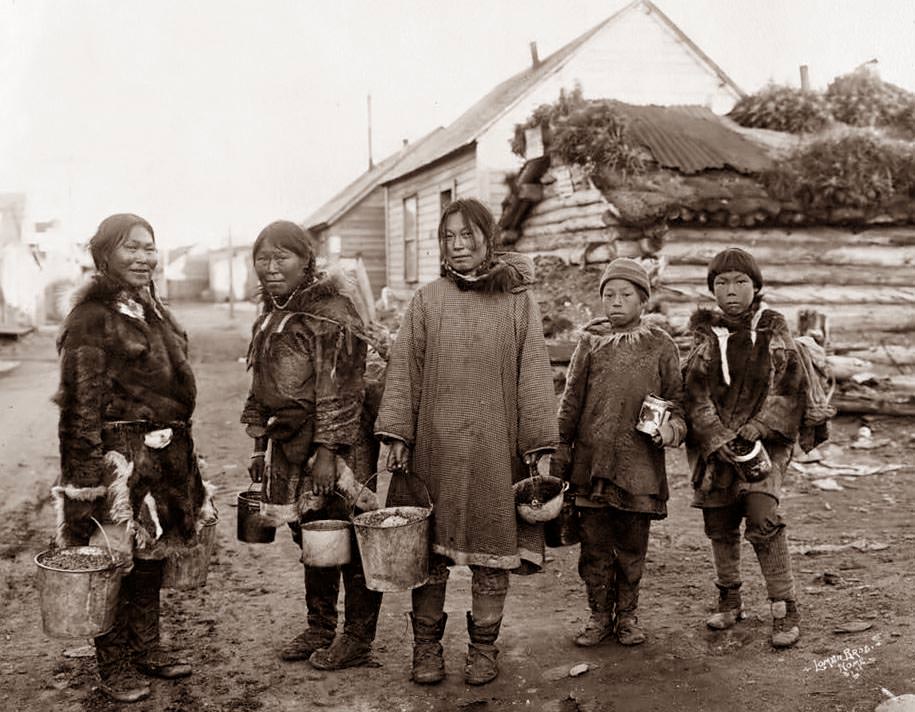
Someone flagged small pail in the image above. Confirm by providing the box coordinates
[35,546,123,638]
[237,489,276,544]
[351,470,432,592]
[162,519,218,590]
[301,519,352,567]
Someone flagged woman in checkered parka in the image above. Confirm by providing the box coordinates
[376,198,558,687]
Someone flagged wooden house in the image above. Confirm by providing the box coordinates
[305,130,442,298]
[380,0,745,295]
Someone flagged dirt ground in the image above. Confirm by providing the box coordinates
[1,302,913,712]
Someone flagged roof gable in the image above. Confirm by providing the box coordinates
[383,0,744,185]
[305,127,444,231]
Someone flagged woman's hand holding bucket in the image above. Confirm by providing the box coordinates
[386,440,409,473]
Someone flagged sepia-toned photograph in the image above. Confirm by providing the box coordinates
[1,1,914,710]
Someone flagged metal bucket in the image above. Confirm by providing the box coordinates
[35,546,123,638]
[162,519,218,590]
[352,506,431,592]
[237,489,276,544]
[300,519,352,567]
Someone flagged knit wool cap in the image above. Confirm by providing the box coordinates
[707,247,763,292]
[599,258,651,297]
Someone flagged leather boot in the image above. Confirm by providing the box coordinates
[310,560,383,670]
[574,611,614,647]
[707,583,746,630]
[281,566,338,661]
[128,559,192,679]
[464,612,501,686]
[615,610,646,646]
[410,613,447,685]
[96,570,151,703]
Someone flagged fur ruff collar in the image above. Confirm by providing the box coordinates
[689,303,777,336]
[582,318,657,350]
[442,252,535,293]
[259,269,350,313]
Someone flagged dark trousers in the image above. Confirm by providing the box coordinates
[95,558,163,676]
[289,496,383,642]
[702,492,795,600]
[577,507,651,616]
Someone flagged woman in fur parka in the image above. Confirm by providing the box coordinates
[54,213,216,703]
[241,220,382,672]
[683,247,805,649]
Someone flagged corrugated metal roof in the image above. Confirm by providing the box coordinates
[304,128,444,230]
[383,0,745,185]
[615,103,773,174]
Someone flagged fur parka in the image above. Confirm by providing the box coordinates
[683,305,806,507]
[53,275,215,553]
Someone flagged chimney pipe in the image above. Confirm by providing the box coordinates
[402,138,409,148]
[529,41,540,68]
[799,65,810,91]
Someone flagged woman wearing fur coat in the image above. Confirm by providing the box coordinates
[241,220,382,671]
[54,213,216,703]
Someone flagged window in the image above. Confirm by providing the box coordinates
[403,195,419,283]
[440,188,452,213]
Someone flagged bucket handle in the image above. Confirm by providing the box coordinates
[350,466,432,520]
[89,516,119,566]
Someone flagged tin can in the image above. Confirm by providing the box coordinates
[730,440,772,483]
[636,393,672,436]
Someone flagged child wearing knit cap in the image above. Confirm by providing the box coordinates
[552,258,686,647]
[682,247,804,649]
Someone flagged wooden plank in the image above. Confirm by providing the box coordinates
[833,390,915,416]
[526,190,606,218]
[524,202,609,230]
[515,229,618,253]
[661,241,915,267]
[523,215,612,238]
[669,226,915,248]
[658,283,915,305]
[660,263,915,287]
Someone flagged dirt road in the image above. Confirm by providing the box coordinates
[1,303,913,712]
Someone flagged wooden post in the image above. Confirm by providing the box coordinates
[227,229,235,320]
[800,65,810,91]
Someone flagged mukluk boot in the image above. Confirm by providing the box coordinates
[309,565,382,670]
[410,613,447,685]
[707,583,746,631]
[615,610,646,646]
[282,566,338,661]
[574,611,614,647]
[97,628,151,703]
[770,600,800,648]
[128,559,191,679]
[464,612,501,686]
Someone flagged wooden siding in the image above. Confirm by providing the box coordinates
[385,148,477,294]
[317,186,387,297]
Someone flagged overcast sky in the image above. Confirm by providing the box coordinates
[2,0,914,249]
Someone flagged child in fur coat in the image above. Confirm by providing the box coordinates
[682,247,804,649]
[552,258,685,647]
